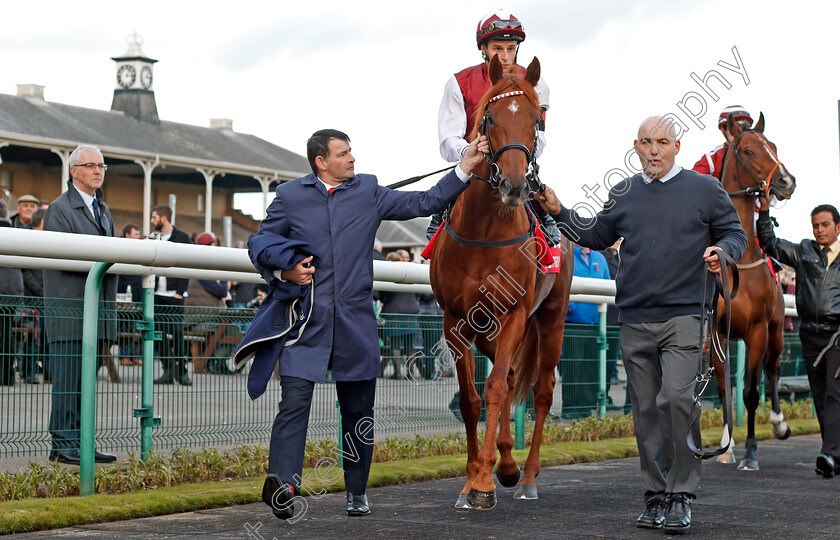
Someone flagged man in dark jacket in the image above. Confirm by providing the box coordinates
[252,128,487,521]
[0,199,24,385]
[20,208,47,383]
[757,198,840,478]
[42,144,118,465]
[150,205,192,386]
[10,194,38,229]
[536,115,747,533]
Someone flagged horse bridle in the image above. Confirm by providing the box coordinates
[474,90,545,195]
[727,129,787,199]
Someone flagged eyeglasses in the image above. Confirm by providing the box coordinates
[480,19,522,36]
[74,163,108,171]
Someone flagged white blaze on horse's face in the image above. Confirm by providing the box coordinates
[508,100,519,115]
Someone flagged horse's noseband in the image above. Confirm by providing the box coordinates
[476,90,543,194]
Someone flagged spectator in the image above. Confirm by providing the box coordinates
[560,245,611,419]
[757,199,840,478]
[10,194,38,228]
[42,144,118,465]
[150,205,192,386]
[0,199,24,385]
[186,232,236,375]
[38,199,50,210]
[20,208,47,383]
[417,260,444,380]
[116,223,143,366]
[379,252,421,379]
[117,224,143,303]
[229,281,258,308]
[599,238,627,412]
[372,238,385,261]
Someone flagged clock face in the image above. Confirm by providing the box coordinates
[117,64,136,89]
[140,66,153,90]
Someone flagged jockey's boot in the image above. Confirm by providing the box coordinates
[542,214,562,246]
[530,200,562,245]
[426,212,443,241]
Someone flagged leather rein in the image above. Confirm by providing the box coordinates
[687,248,740,459]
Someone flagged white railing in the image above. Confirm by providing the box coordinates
[0,227,798,313]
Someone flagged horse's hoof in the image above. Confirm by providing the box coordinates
[454,493,470,509]
[496,466,521,488]
[513,483,538,500]
[737,458,759,471]
[774,423,792,440]
[466,488,497,510]
[715,450,736,464]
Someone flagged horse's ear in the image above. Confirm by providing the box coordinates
[488,55,504,85]
[525,57,540,87]
[754,111,765,133]
[727,113,744,138]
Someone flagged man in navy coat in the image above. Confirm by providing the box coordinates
[253,129,488,520]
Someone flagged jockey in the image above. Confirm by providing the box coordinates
[692,105,752,180]
[427,10,561,243]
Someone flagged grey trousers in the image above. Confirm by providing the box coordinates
[620,315,702,500]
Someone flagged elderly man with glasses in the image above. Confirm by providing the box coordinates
[42,144,118,465]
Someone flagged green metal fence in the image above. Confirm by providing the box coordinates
[0,295,810,460]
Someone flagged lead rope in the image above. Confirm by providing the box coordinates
[687,248,739,459]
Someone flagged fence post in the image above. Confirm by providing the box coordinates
[597,303,608,417]
[514,404,525,450]
[135,275,161,461]
[736,340,746,427]
[80,262,113,496]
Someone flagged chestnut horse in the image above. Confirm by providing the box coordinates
[430,55,573,510]
[713,112,796,470]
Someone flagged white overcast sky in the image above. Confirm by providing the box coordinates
[1,0,838,241]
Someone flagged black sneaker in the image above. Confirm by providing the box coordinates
[262,474,295,520]
[636,497,666,529]
[663,493,692,533]
[815,454,839,478]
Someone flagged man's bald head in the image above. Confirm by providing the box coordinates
[634,115,681,180]
[637,116,680,143]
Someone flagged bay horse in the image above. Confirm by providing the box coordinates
[429,55,574,510]
[713,112,796,470]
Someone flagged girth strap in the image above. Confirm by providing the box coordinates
[443,208,535,248]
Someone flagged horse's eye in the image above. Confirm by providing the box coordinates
[486,115,495,127]
[744,149,753,156]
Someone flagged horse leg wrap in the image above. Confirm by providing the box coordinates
[770,411,791,439]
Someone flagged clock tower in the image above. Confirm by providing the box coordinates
[110,33,159,124]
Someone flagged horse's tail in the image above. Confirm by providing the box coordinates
[512,317,540,405]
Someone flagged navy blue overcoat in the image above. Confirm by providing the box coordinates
[249,169,468,384]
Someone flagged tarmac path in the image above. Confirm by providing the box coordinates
[15,434,839,539]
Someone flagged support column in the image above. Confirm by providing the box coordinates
[197,168,218,232]
[49,148,71,193]
[253,175,274,220]
[134,158,160,237]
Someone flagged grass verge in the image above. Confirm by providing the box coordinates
[0,418,820,535]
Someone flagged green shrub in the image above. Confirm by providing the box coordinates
[0,400,814,503]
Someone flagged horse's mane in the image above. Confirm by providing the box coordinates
[467,71,540,142]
